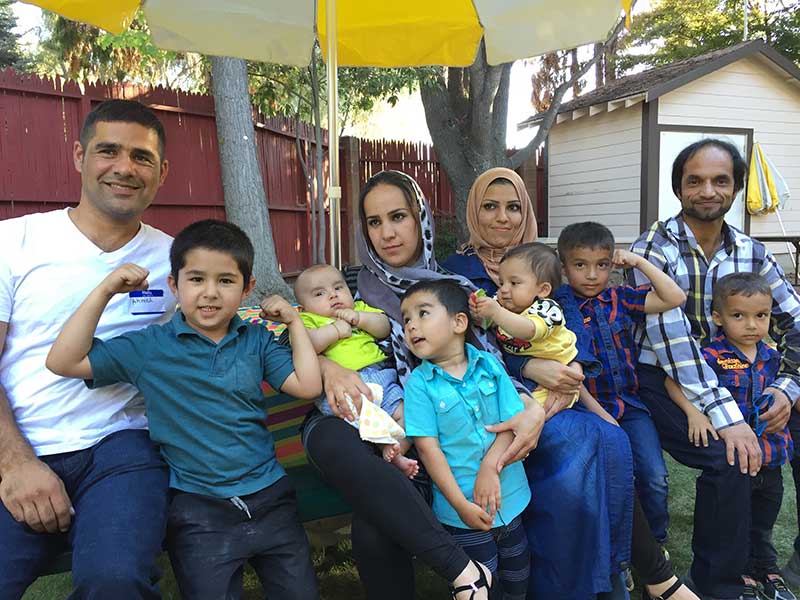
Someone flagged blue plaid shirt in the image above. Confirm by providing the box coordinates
[630,215,800,430]
[702,334,793,467]
[570,285,650,420]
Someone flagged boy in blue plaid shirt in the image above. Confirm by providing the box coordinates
[557,222,686,545]
[668,273,795,600]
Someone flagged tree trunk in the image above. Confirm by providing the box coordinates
[310,53,326,264]
[594,42,604,88]
[210,56,294,302]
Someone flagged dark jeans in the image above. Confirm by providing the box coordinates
[302,412,469,600]
[638,364,750,598]
[788,410,800,555]
[619,403,670,543]
[166,475,318,600]
[747,466,783,578]
[0,429,169,600]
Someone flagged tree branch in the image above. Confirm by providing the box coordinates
[510,14,629,169]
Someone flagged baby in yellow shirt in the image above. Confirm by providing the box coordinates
[295,264,417,477]
[470,242,579,407]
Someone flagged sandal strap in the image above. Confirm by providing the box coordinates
[451,561,491,600]
[651,578,684,600]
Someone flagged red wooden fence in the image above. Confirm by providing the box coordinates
[0,69,543,273]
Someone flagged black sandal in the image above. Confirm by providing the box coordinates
[451,560,495,600]
[642,577,685,600]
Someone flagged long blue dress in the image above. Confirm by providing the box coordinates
[442,251,634,600]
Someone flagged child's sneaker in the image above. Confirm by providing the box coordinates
[741,576,760,599]
[760,573,797,600]
[624,567,634,592]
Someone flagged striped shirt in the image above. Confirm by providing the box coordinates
[702,334,793,467]
[629,215,800,430]
[575,285,650,420]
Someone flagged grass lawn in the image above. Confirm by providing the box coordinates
[23,456,800,599]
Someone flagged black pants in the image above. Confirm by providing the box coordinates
[788,410,800,554]
[166,476,318,600]
[631,493,673,585]
[302,412,470,600]
[638,364,751,598]
[747,466,783,577]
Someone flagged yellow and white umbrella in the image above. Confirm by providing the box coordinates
[747,142,794,268]
[25,0,632,266]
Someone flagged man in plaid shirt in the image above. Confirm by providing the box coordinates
[629,139,800,600]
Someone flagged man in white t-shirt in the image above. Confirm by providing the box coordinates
[0,100,177,597]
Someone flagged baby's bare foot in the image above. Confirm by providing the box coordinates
[382,443,400,463]
[391,455,419,479]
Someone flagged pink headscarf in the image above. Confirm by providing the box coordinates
[462,167,538,286]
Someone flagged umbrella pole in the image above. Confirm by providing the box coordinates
[775,209,797,271]
[326,0,342,269]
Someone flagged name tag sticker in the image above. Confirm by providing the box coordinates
[129,289,168,315]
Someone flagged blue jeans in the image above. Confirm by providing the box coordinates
[0,429,169,599]
[618,403,670,543]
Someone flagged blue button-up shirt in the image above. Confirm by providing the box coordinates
[88,311,295,497]
[404,344,531,529]
[569,285,650,420]
[702,334,793,467]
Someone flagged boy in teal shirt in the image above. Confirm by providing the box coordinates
[401,279,530,600]
[47,220,321,600]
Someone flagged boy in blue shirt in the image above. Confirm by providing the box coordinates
[557,222,686,547]
[400,279,531,600]
[668,273,795,600]
[47,220,321,600]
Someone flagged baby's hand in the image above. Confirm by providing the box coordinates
[100,263,149,296]
[334,308,360,327]
[260,295,298,324]
[332,319,352,339]
[470,294,500,321]
[457,500,494,532]
[473,467,502,521]
[612,249,642,270]
[687,410,718,447]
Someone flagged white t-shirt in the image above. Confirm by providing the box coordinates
[0,208,177,456]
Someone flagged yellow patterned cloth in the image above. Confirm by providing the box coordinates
[344,383,405,445]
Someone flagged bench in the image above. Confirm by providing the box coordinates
[40,308,350,577]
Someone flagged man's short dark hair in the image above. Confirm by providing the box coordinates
[80,99,166,159]
[671,138,747,197]
[557,222,616,260]
[170,220,254,289]
[501,242,562,293]
[401,279,469,319]
[711,272,772,313]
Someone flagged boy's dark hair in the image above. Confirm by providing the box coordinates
[712,272,772,313]
[80,99,167,159]
[400,279,469,319]
[170,220,255,289]
[557,222,615,259]
[671,138,746,197]
[501,242,562,293]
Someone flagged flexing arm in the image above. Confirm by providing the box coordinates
[613,249,686,314]
[47,263,149,380]
[415,436,493,531]
[0,322,74,533]
[261,296,322,400]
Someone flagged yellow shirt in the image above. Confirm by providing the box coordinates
[496,298,579,406]
[300,300,387,371]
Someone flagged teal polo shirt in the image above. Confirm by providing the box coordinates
[404,344,531,529]
[87,311,294,498]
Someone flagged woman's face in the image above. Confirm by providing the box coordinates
[476,181,523,249]
[363,183,422,268]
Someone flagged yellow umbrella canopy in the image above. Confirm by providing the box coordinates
[25,0,631,267]
[26,0,630,67]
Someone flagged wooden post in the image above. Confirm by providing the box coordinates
[341,136,361,266]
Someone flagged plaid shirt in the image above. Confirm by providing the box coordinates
[702,334,793,467]
[630,215,800,430]
[572,285,650,420]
